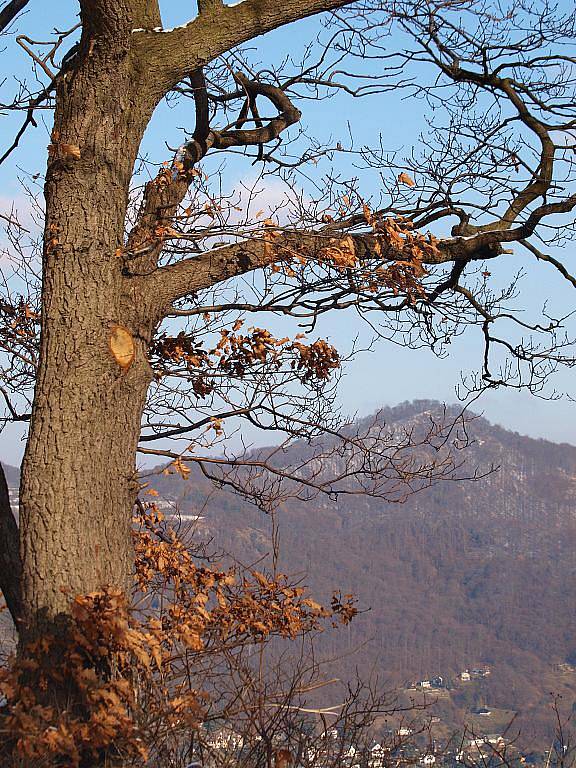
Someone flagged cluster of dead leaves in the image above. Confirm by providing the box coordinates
[216,327,339,384]
[151,324,341,393]
[345,208,439,302]
[300,203,437,305]
[317,234,358,269]
[330,591,358,626]
[373,217,438,302]
[0,588,153,765]
[290,338,340,383]
[133,504,332,646]
[0,297,39,342]
[379,215,438,266]
[0,506,354,766]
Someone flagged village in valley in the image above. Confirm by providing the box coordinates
[190,709,561,768]
[168,662,573,768]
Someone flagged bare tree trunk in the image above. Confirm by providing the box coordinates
[18,33,159,634]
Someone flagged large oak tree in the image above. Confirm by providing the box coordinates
[0,0,574,723]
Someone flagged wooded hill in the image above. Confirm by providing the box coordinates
[144,401,576,748]
[3,401,576,747]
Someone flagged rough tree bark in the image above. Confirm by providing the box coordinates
[18,3,166,631]
[15,0,352,636]
[0,463,21,625]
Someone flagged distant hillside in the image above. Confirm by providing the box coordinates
[2,463,19,489]
[144,401,576,748]
[3,401,576,747]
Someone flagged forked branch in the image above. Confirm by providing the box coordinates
[125,70,302,286]
[133,0,352,81]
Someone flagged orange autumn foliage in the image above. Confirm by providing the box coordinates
[0,504,356,767]
[151,326,341,396]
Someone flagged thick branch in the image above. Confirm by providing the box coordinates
[171,71,301,168]
[148,236,283,308]
[79,1,133,37]
[132,0,351,83]
[0,0,30,34]
[79,0,162,32]
[146,229,504,311]
[209,73,302,148]
[125,72,301,273]
[133,0,162,28]
[0,462,22,626]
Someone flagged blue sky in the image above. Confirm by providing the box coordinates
[0,0,575,466]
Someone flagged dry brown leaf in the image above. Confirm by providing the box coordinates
[398,172,415,187]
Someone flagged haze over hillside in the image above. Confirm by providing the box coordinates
[3,401,576,747]
[143,401,576,747]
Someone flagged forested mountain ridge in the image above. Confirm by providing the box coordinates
[3,401,576,745]
[142,401,576,746]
